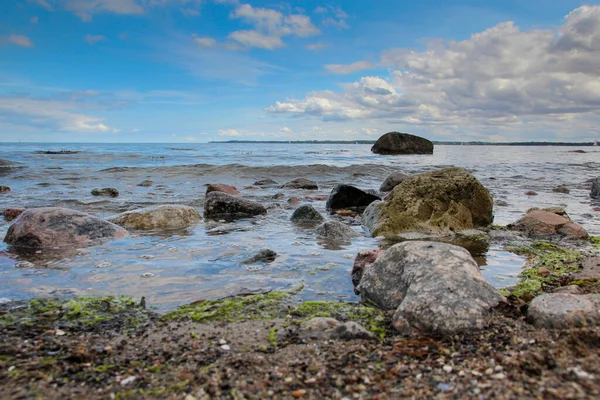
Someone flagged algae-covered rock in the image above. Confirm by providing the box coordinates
[4,207,127,251]
[363,167,493,237]
[358,241,505,335]
[108,205,201,230]
[371,132,433,155]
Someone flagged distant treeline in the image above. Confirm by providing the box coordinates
[212,140,597,146]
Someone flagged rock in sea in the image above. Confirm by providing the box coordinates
[290,204,324,223]
[371,132,433,155]
[4,207,128,251]
[0,186,10,193]
[379,171,409,192]
[351,249,384,294]
[2,208,25,221]
[363,167,493,237]
[254,178,279,187]
[91,188,119,197]
[591,177,600,199]
[242,249,278,264]
[358,241,505,335]
[280,178,318,190]
[108,205,201,230]
[508,209,588,239]
[206,183,240,196]
[325,184,381,211]
[315,220,359,240]
[204,191,267,219]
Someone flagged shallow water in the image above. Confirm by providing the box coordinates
[0,143,598,311]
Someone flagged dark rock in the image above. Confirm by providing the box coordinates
[315,220,359,240]
[271,193,285,200]
[553,185,570,194]
[137,180,153,187]
[280,178,318,190]
[206,184,240,196]
[351,249,384,294]
[204,191,267,219]
[4,207,128,251]
[552,285,584,295]
[325,184,381,211]
[0,186,10,193]
[570,150,587,153]
[591,178,600,199]
[528,293,600,329]
[495,200,509,207]
[290,204,324,223]
[334,322,376,341]
[91,188,119,197]
[358,241,505,335]
[371,132,433,155]
[525,191,538,196]
[3,208,25,221]
[108,205,201,230]
[254,178,278,187]
[242,249,278,264]
[34,150,79,155]
[379,171,409,192]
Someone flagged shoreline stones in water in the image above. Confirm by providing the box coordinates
[351,249,384,294]
[358,241,505,335]
[204,191,267,219]
[325,184,381,211]
[379,171,409,192]
[371,132,433,155]
[2,208,25,221]
[509,208,588,239]
[4,207,128,251]
[0,186,10,193]
[363,167,493,237]
[254,178,278,187]
[280,178,318,190]
[206,183,240,196]
[315,220,359,240]
[137,180,153,187]
[108,205,202,230]
[242,249,278,264]
[591,177,600,199]
[91,188,119,197]
[290,204,324,223]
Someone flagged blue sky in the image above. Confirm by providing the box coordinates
[0,0,599,142]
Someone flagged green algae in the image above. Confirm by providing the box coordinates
[503,242,586,299]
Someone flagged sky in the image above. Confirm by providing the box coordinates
[0,0,599,143]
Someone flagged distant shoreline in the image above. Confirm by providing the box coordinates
[211,140,598,146]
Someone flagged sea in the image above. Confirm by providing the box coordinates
[0,142,599,311]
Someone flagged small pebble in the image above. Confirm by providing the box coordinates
[15,261,34,268]
[96,262,111,269]
[443,365,453,373]
[120,376,137,386]
[140,254,154,260]
[220,345,230,351]
[55,329,66,336]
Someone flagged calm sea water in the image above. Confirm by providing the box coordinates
[0,142,598,310]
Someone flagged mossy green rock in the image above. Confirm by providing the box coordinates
[363,167,493,237]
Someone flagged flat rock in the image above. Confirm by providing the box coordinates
[528,293,600,329]
[137,180,153,187]
[509,210,588,239]
[325,184,381,211]
[280,178,318,190]
[290,204,324,223]
[242,249,278,264]
[371,132,433,155]
[315,220,359,240]
[204,191,267,219]
[206,184,240,196]
[4,207,128,251]
[358,241,505,335]
[379,171,409,192]
[108,205,201,230]
[91,188,119,197]
[294,318,375,341]
[254,178,278,187]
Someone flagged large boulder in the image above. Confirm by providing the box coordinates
[363,167,493,237]
[528,293,600,329]
[206,184,239,196]
[315,220,359,240]
[325,185,381,211]
[290,204,324,223]
[204,191,267,219]
[280,178,318,190]
[508,209,588,239]
[108,205,201,230]
[371,132,433,155]
[4,207,127,251]
[379,171,409,192]
[358,241,505,335]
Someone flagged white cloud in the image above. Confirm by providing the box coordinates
[194,36,217,48]
[8,34,34,48]
[218,129,241,136]
[306,42,328,51]
[29,0,53,10]
[229,30,284,50]
[268,6,600,139]
[322,17,348,30]
[85,34,107,45]
[280,126,291,132]
[325,61,376,74]
[30,16,39,23]
[315,5,349,30]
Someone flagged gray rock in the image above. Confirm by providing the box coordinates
[0,186,10,193]
[371,132,433,155]
[358,241,505,335]
[91,188,119,197]
[379,171,409,192]
[290,204,324,223]
[299,317,341,339]
[137,180,153,187]
[325,184,381,211]
[242,249,278,264]
[592,177,600,199]
[204,191,267,219]
[291,318,376,341]
[4,207,128,251]
[108,205,201,230]
[553,185,570,194]
[528,293,600,329]
[334,321,376,341]
[315,220,359,240]
[351,249,384,294]
[552,285,584,295]
[254,178,279,187]
[280,178,318,190]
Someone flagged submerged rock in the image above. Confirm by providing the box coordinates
[242,249,278,264]
[0,186,10,193]
[91,188,119,197]
[2,208,25,221]
[254,178,279,187]
[137,180,153,187]
[280,178,318,190]
[363,167,493,237]
[379,171,409,192]
[351,249,384,294]
[358,241,505,335]
[206,184,240,196]
[108,205,201,230]
[325,184,381,211]
[290,204,324,223]
[553,185,570,194]
[204,192,267,219]
[591,177,600,199]
[371,132,433,155]
[528,293,600,329]
[4,207,127,251]
[509,209,588,239]
[315,220,359,240]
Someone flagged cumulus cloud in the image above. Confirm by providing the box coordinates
[268,6,600,137]
[194,36,217,48]
[314,5,349,30]
[85,34,107,45]
[325,61,376,74]
[8,34,34,48]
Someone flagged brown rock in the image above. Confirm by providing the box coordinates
[287,197,301,206]
[351,249,384,293]
[206,184,240,196]
[557,223,589,239]
[0,186,10,193]
[525,191,538,196]
[3,208,25,221]
[91,188,119,197]
[510,210,588,239]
